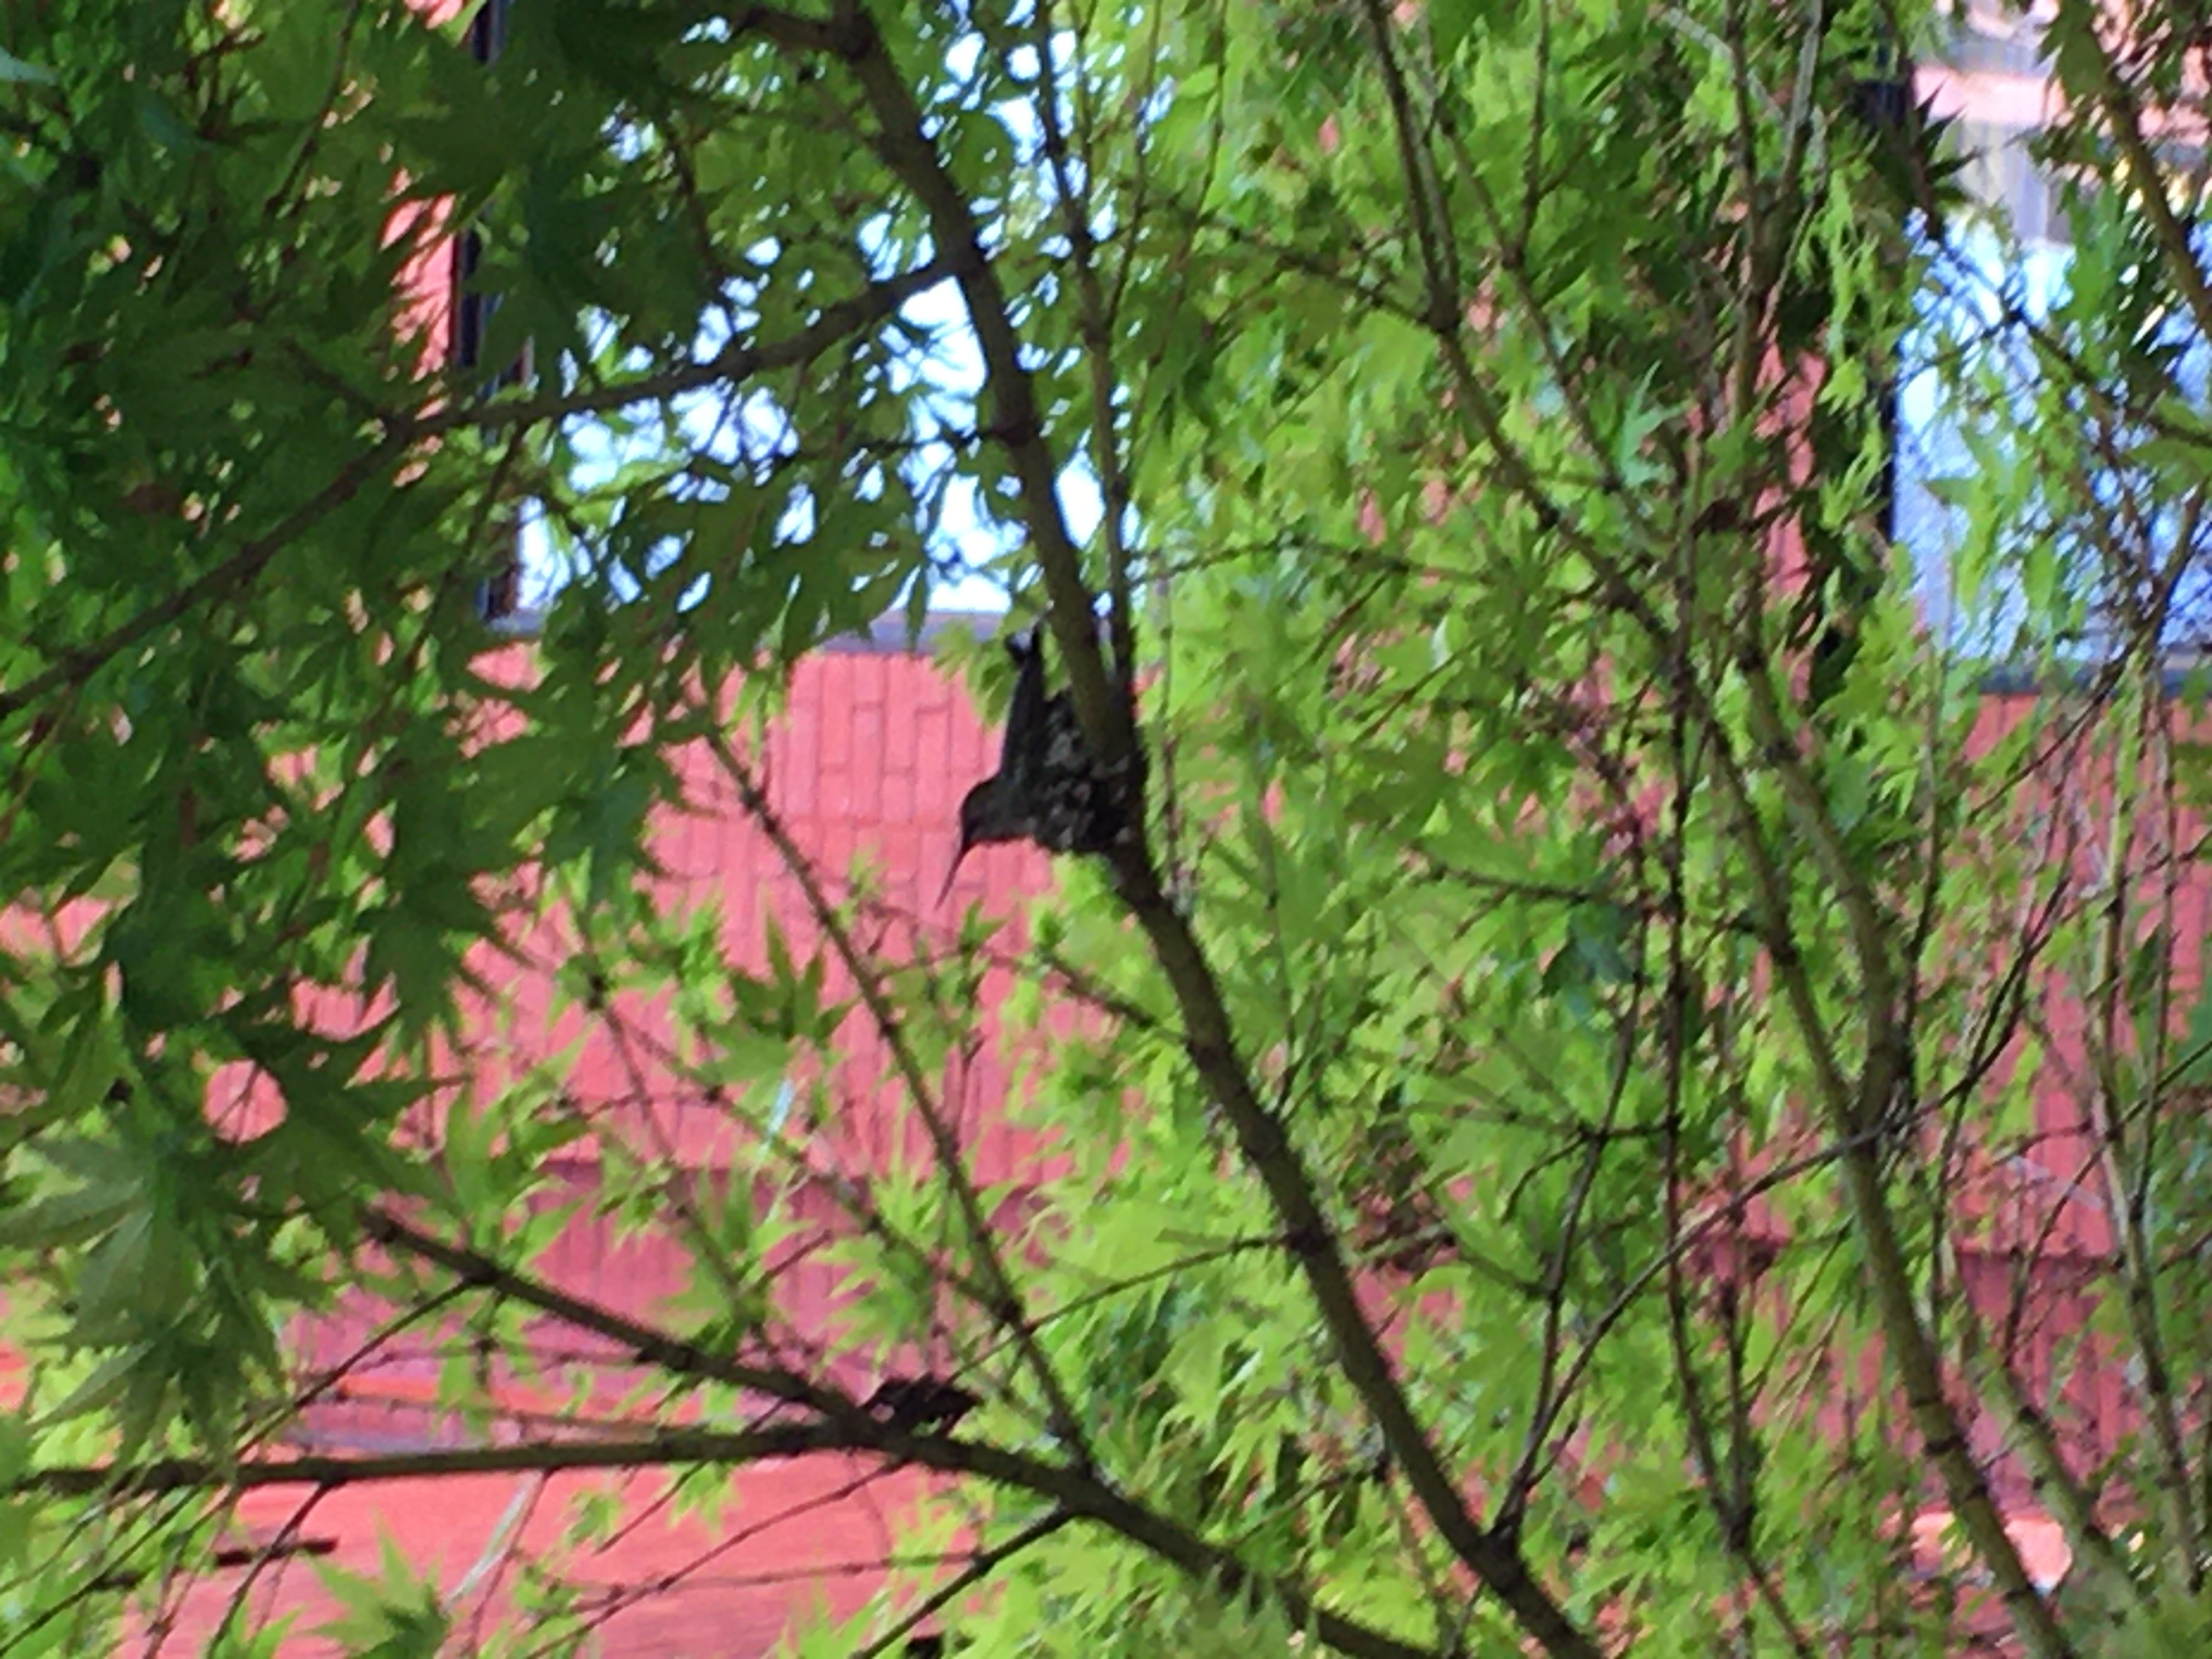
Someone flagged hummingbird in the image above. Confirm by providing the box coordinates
[939,626,1127,903]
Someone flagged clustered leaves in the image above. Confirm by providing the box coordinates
[5,0,2212,1655]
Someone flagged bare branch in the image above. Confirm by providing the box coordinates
[24,1435,1441,1659]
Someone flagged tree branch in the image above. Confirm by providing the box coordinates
[829,0,1132,768]
[853,1509,1073,1659]
[0,256,960,729]
[1031,6,1140,704]
[828,9,1600,1651]
[421,254,962,443]
[362,1206,848,1417]
[23,1432,1438,1659]
[0,435,408,726]
[350,1208,1448,1659]
[703,733,1098,1469]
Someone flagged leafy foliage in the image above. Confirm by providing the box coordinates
[4,0,2212,1655]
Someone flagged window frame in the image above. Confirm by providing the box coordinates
[1892,30,2212,675]
[453,0,534,627]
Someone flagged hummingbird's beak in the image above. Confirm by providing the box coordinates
[937,838,972,906]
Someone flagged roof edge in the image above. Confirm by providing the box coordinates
[487,607,1005,654]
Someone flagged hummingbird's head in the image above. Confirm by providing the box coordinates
[939,776,1017,904]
